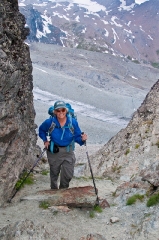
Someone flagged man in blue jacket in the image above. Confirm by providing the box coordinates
[39,100,87,190]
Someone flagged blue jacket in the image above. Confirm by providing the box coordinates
[39,116,84,146]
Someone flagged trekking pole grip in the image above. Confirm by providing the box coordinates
[81,132,86,146]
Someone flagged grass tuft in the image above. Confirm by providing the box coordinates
[41,170,49,175]
[147,193,159,207]
[135,144,140,149]
[125,149,130,155]
[155,140,159,148]
[89,205,103,218]
[89,210,95,218]
[151,62,159,69]
[15,171,34,190]
[93,205,102,213]
[126,194,144,205]
[39,201,50,209]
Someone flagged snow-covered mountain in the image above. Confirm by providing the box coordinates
[18,0,159,64]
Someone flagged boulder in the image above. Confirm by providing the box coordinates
[21,186,109,208]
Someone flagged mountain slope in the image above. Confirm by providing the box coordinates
[18,0,159,63]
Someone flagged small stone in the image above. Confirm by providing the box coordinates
[100,199,110,208]
[110,217,120,223]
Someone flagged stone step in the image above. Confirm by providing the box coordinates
[21,186,110,208]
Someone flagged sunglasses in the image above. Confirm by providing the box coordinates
[56,108,66,113]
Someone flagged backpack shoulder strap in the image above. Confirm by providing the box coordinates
[48,118,56,135]
[67,113,74,135]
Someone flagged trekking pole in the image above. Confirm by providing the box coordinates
[8,148,47,203]
[83,137,100,206]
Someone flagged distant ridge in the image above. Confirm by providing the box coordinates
[19,0,159,63]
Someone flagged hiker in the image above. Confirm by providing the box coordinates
[39,100,87,189]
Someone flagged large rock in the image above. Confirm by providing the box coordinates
[21,186,109,208]
[85,80,159,184]
[0,0,38,205]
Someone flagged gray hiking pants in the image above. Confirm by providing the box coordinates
[47,147,76,189]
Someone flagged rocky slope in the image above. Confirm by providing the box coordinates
[87,79,159,183]
[0,0,38,205]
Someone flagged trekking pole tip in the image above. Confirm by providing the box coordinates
[7,198,12,203]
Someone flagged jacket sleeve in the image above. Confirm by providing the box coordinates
[72,119,85,146]
[39,118,52,142]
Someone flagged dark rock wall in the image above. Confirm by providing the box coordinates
[0,0,38,205]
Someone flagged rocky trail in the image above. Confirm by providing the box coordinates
[0,144,158,240]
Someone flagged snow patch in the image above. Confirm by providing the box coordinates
[104,29,109,37]
[34,67,48,73]
[52,12,70,21]
[124,29,132,34]
[33,3,47,7]
[102,20,109,25]
[19,3,26,6]
[75,16,80,22]
[130,75,138,80]
[81,28,86,33]
[127,21,131,26]
[135,0,149,4]
[148,35,153,40]
[118,0,135,11]
[139,25,145,32]
[51,3,63,8]
[111,16,122,27]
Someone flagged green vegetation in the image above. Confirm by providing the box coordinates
[156,50,159,55]
[144,213,151,217]
[127,55,132,60]
[93,205,102,213]
[89,210,95,218]
[132,60,140,64]
[73,176,91,181]
[39,201,50,209]
[143,120,153,125]
[147,193,159,207]
[89,205,103,218]
[126,194,144,205]
[106,176,114,182]
[125,149,130,155]
[111,165,122,173]
[127,56,140,64]
[130,174,135,180]
[15,171,34,190]
[151,62,159,69]
[155,140,159,148]
[41,170,49,175]
[112,191,117,197]
[135,144,140,149]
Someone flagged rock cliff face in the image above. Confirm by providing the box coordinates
[88,79,159,186]
[0,0,38,205]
